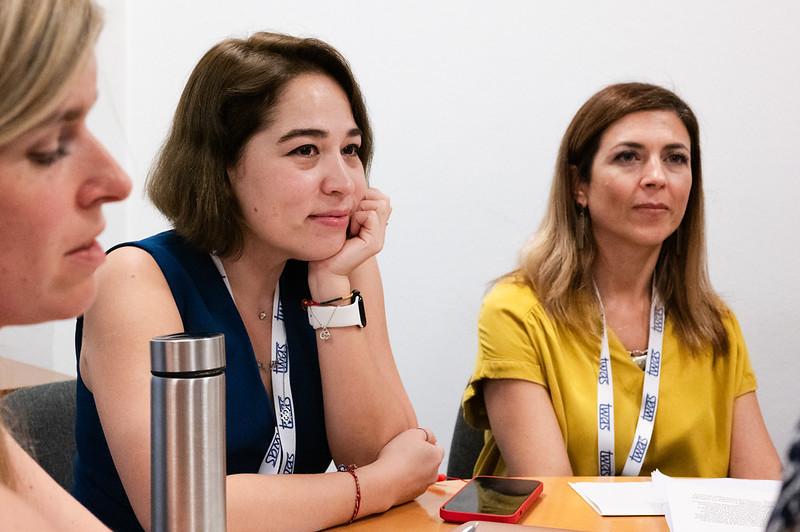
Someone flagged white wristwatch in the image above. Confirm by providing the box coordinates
[306,291,367,329]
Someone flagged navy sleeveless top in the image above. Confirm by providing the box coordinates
[72,231,332,531]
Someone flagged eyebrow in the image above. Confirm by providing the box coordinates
[278,127,362,144]
[614,141,689,151]
[31,109,82,133]
[32,96,96,131]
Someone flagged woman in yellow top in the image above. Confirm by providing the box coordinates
[463,82,782,479]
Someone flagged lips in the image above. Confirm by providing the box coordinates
[67,238,99,254]
[65,238,105,268]
[634,202,669,211]
[309,210,351,228]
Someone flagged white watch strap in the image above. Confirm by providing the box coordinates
[306,300,364,329]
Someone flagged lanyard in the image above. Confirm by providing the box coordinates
[594,282,664,477]
[211,255,297,475]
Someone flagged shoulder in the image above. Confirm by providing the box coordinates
[710,303,747,352]
[719,305,743,336]
[108,230,201,266]
[104,230,215,290]
[94,234,181,307]
[481,277,546,323]
[102,243,165,286]
[0,483,59,531]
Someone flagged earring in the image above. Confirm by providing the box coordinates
[576,205,586,250]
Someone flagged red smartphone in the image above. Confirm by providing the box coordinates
[440,476,543,524]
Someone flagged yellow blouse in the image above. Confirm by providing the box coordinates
[462,280,756,478]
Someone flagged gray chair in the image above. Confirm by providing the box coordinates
[446,404,485,479]
[0,379,77,490]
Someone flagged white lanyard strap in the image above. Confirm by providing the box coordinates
[210,255,296,475]
[595,282,664,477]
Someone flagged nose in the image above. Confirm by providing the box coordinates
[76,132,132,209]
[320,152,358,196]
[641,155,667,189]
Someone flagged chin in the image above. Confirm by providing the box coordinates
[295,238,347,262]
[627,227,677,248]
[44,282,98,321]
[0,279,96,325]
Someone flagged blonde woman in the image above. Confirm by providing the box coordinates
[463,83,782,479]
[0,0,131,528]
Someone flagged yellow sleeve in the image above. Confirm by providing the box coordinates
[462,282,547,429]
[725,311,757,396]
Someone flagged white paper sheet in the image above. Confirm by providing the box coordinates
[652,470,781,532]
[570,470,781,530]
[569,480,666,516]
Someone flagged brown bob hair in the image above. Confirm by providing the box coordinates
[518,82,729,355]
[147,32,373,258]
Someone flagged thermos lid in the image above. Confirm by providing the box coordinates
[150,333,226,374]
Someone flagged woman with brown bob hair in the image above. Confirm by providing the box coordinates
[463,82,781,479]
[75,32,441,530]
[0,0,131,528]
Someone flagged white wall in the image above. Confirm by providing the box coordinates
[2,0,799,468]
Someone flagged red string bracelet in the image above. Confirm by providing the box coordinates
[337,463,361,524]
[302,290,359,309]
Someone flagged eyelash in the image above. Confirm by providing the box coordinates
[341,144,361,157]
[612,151,689,165]
[28,144,70,167]
[666,153,689,165]
[613,150,639,163]
[289,143,361,158]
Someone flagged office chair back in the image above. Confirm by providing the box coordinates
[0,379,77,490]
[446,404,485,479]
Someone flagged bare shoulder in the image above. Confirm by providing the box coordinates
[3,430,107,531]
[81,244,182,388]
[0,483,58,531]
[91,245,175,311]
[99,245,167,284]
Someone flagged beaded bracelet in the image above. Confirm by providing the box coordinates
[337,463,361,524]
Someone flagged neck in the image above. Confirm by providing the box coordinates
[220,239,287,310]
[592,235,661,304]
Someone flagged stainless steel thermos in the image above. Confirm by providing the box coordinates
[150,333,226,532]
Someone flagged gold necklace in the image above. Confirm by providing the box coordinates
[629,349,648,370]
[256,310,269,370]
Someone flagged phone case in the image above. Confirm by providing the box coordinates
[439,476,544,524]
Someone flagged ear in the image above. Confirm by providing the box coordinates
[226,163,238,181]
[570,164,588,208]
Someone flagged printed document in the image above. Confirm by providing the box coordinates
[570,471,781,531]
[652,471,780,532]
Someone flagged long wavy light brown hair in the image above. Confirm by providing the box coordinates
[0,0,103,487]
[517,82,729,355]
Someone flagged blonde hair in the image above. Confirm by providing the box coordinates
[518,83,728,355]
[0,0,102,146]
[0,0,103,486]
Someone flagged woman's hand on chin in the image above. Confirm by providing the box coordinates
[308,188,390,299]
